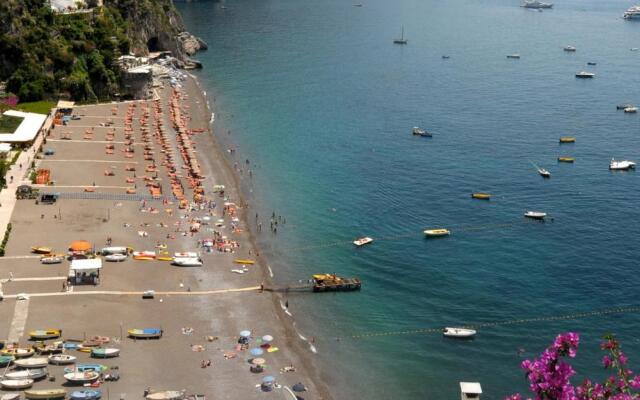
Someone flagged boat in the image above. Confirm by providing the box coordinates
[538,167,551,178]
[100,246,128,255]
[617,104,634,110]
[127,328,163,339]
[70,391,102,400]
[393,26,408,45]
[624,5,640,19]
[558,157,575,163]
[48,354,76,365]
[471,193,491,200]
[62,364,107,374]
[609,159,636,170]
[506,54,520,59]
[1,348,35,359]
[0,355,14,367]
[1,393,22,400]
[24,390,66,400]
[40,256,63,265]
[90,347,119,358]
[559,137,576,143]
[132,250,156,260]
[173,252,198,258]
[63,371,99,384]
[521,0,553,8]
[29,330,61,340]
[31,247,52,254]
[34,343,62,355]
[145,391,185,400]
[587,62,597,66]
[1,379,33,390]
[3,368,47,381]
[564,45,576,52]
[424,229,451,238]
[312,274,361,292]
[233,259,255,265]
[524,211,547,220]
[443,327,477,338]
[14,357,48,369]
[624,107,638,113]
[575,71,594,78]
[171,257,203,267]
[442,55,450,59]
[104,253,127,262]
[353,237,373,247]
[412,127,432,137]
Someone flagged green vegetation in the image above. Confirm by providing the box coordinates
[0,223,12,257]
[0,115,24,133]
[14,101,55,114]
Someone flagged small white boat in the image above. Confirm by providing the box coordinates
[172,257,203,267]
[63,371,99,383]
[609,159,636,170]
[48,354,77,365]
[424,229,451,238]
[617,104,634,110]
[145,391,185,400]
[564,45,576,52]
[521,0,553,8]
[14,357,48,369]
[40,257,63,265]
[575,71,594,78]
[101,246,128,255]
[624,107,638,113]
[104,253,127,262]
[174,252,199,258]
[524,211,547,220]
[538,167,551,178]
[443,327,477,338]
[3,368,47,381]
[1,393,22,400]
[412,127,432,137]
[353,237,373,247]
[1,379,33,389]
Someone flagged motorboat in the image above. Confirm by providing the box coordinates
[3,368,48,381]
[524,211,547,220]
[424,229,451,238]
[48,354,77,365]
[617,104,634,110]
[443,327,477,338]
[471,193,491,200]
[538,167,551,178]
[559,136,576,143]
[24,390,66,400]
[412,127,432,137]
[623,5,640,19]
[172,257,203,267]
[353,237,373,247]
[40,256,63,264]
[70,391,102,400]
[14,357,48,369]
[575,71,594,78]
[90,347,120,358]
[558,157,575,163]
[101,246,128,255]
[521,0,553,8]
[624,107,638,113]
[145,391,186,400]
[393,26,408,44]
[609,159,636,170]
[29,329,61,340]
[64,371,100,384]
[128,328,163,339]
[564,45,577,52]
[506,54,521,59]
[1,379,34,389]
[104,253,127,262]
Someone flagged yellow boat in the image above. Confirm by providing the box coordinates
[29,329,61,340]
[234,259,255,265]
[559,137,576,143]
[31,246,52,254]
[558,157,575,163]
[471,193,491,200]
[424,229,451,238]
[1,347,35,358]
[24,389,67,400]
[133,256,155,261]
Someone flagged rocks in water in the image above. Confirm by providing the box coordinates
[177,31,208,56]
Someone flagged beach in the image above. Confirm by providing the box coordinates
[0,74,329,399]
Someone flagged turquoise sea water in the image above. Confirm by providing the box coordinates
[176,0,640,398]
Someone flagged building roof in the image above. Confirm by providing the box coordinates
[70,258,102,271]
[0,110,47,142]
[56,100,75,109]
[460,382,482,394]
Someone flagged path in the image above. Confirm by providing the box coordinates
[7,298,30,342]
[1,286,261,299]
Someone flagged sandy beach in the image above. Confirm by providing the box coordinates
[0,74,329,399]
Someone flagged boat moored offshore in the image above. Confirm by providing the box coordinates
[353,237,373,246]
[623,5,640,19]
[524,211,547,220]
[609,159,636,170]
[521,0,553,8]
[424,229,451,238]
[443,327,477,338]
[412,127,432,137]
[575,71,594,78]
[312,274,361,292]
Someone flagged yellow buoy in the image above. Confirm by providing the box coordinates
[559,137,576,143]
[471,193,491,200]
[558,157,575,163]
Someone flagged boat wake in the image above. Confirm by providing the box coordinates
[209,112,215,123]
[280,300,292,316]
[292,322,318,353]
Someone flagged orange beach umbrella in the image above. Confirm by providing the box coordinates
[69,240,92,252]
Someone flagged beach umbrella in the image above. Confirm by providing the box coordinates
[262,376,275,384]
[69,240,92,252]
[261,335,273,343]
[239,330,251,338]
[251,358,265,365]
[292,383,307,392]
[249,348,263,356]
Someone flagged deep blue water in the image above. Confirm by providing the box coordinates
[176,0,640,398]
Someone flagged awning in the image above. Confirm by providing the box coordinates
[70,259,102,271]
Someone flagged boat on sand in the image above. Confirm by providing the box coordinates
[1,379,34,389]
[128,328,162,339]
[90,347,119,358]
[64,371,99,384]
[70,390,102,400]
[48,354,76,365]
[14,357,48,369]
[146,391,185,400]
[24,389,66,400]
[3,368,47,381]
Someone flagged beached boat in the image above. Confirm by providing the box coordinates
[559,137,576,143]
[14,357,48,369]
[233,259,255,265]
[101,246,128,255]
[609,159,636,170]
[70,391,102,400]
[34,342,62,355]
[558,157,575,163]
[127,328,162,339]
[40,256,63,265]
[63,364,107,374]
[424,229,451,238]
[29,330,61,340]
[412,127,432,137]
[353,237,373,247]
[0,355,14,367]
[64,371,99,384]
[3,368,47,381]
[31,247,52,254]
[1,393,21,400]
[24,389,66,400]
[524,211,547,220]
[312,274,361,292]
[48,354,76,365]
[393,26,408,45]
[104,253,127,262]
[1,379,33,390]
[443,327,477,338]
[90,347,119,358]
[172,257,203,267]
[1,348,35,359]
[471,193,491,200]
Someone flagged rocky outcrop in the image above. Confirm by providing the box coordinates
[177,32,208,56]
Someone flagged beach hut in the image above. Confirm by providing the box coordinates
[460,382,482,400]
[68,259,102,286]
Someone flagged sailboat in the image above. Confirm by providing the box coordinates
[393,26,408,44]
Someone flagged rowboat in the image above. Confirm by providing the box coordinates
[29,330,61,340]
[1,348,35,358]
[524,211,547,220]
[0,355,14,367]
[90,347,119,358]
[70,390,102,400]
[24,389,66,400]
[1,379,33,389]
[128,328,162,339]
[443,327,477,338]
[3,368,47,380]
[557,157,575,163]
[233,259,255,265]
[64,371,99,383]
[31,247,52,254]
[353,237,373,247]
[48,354,76,365]
[40,256,64,265]
[424,229,451,238]
[104,253,127,262]
[559,136,576,143]
[146,391,185,400]
[63,364,107,374]
[35,343,63,355]
[14,357,48,369]
[471,193,491,200]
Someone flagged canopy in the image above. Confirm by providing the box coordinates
[70,259,102,271]
[69,240,92,252]
[239,330,251,338]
